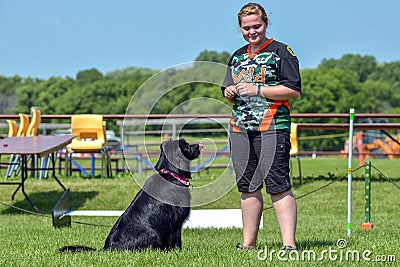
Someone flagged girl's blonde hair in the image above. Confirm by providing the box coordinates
[238,3,268,27]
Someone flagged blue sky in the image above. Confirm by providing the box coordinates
[0,0,398,79]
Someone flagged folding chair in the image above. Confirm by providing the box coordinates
[4,114,30,180]
[25,108,48,179]
[5,109,44,180]
[2,120,17,179]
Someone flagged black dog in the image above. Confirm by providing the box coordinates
[60,139,202,252]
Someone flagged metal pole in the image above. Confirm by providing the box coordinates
[91,153,95,176]
[347,108,355,237]
[362,160,374,230]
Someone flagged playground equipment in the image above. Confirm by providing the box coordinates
[363,134,400,159]
[342,128,400,160]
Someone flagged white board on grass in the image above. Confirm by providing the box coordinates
[65,209,263,229]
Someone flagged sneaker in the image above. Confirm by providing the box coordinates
[235,243,255,250]
[281,245,297,252]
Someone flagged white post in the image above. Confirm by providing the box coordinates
[347,108,355,237]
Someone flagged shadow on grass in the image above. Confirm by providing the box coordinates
[297,239,337,250]
[0,190,99,215]
[265,239,337,250]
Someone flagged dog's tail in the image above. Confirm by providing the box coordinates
[59,245,96,253]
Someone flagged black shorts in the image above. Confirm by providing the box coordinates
[230,130,291,194]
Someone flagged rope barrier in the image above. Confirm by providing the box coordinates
[0,201,51,218]
[0,200,112,227]
[371,165,400,190]
[68,220,112,227]
[262,165,365,210]
[298,133,348,141]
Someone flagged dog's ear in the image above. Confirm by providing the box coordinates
[178,139,192,160]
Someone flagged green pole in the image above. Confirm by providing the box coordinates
[362,160,374,230]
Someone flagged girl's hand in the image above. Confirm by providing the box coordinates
[224,85,238,99]
[236,82,258,96]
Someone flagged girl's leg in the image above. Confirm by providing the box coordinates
[241,190,263,248]
[271,190,297,248]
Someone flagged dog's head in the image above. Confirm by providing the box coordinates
[154,139,202,181]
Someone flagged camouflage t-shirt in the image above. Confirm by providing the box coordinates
[222,39,301,132]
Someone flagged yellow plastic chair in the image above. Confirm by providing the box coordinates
[17,113,30,137]
[289,122,302,184]
[27,108,41,137]
[6,120,18,137]
[68,114,111,177]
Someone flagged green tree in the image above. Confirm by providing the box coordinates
[195,50,231,65]
[15,79,43,114]
[0,75,21,113]
[106,67,156,81]
[319,54,377,82]
[368,61,400,95]
[76,68,103,86]
[35,77,75,114]
[292,67,361,115]
[354,79,396,113]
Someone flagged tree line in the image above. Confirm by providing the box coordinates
[1,51,399,151]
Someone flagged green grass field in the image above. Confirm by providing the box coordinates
[0,157,399,266]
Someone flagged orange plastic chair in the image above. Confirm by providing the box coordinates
[68,114,111,177]
[289,122,302,184]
